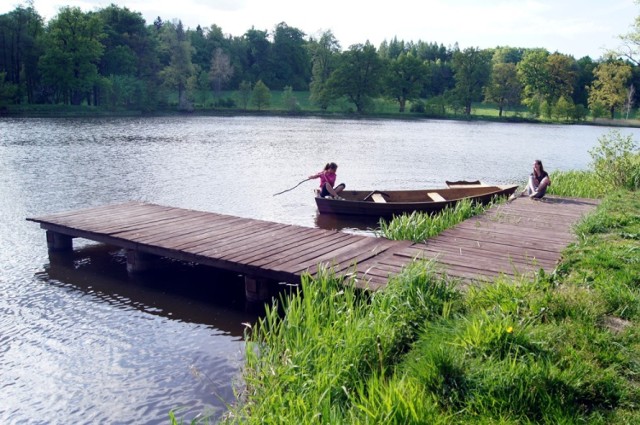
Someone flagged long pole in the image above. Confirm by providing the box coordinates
[273,178,311,196]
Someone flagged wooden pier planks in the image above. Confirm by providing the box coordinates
[387,196,600,283]
[27,196,599,289]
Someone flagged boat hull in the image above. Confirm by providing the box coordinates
[314,184,518,217]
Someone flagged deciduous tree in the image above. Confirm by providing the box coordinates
[242,27,272,86]
[553,96,575,121]
[326,42,384,113]
[282,85,300,112]
[209,47,233,95]
[588,61,632,119]
[308,30,340,110]
[383,53,427,112]
[0,4,44,103]
[271,22,309,90]
[573,56,596,107]
[158,20,195,111]
[96,4,158,109]
[484,62,521,116]
[491,46,524,64]
[237,80,251,109]
[517,48,549,115]
[616,1,640,65]
[545,53,578,103]
[252,79,270,110]
[39,7,104,105]
[0,71,18,105]
[451,47,491,115]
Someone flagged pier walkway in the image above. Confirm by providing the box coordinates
[27,197,598,299]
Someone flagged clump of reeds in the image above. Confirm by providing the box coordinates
[377,198,498,243]
[547,169,602,198]
[226,261,459,423]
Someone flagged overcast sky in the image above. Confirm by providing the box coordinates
[3,0,638,59]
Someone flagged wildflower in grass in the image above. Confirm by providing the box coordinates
[506,326,513,334]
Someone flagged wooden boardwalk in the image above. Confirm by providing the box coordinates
[27,197,598,293]
[387,196,600,285]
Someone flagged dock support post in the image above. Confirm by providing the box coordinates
[244,276,272,303]
[46,230,73,252]
[126,250,158,274]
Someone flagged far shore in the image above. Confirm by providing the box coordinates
[4,105,640,128]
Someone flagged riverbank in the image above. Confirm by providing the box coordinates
[220,193,639,425]
[218,133,640,424]
[4,102,640,128]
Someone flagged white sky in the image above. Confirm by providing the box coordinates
[2,0,638,59]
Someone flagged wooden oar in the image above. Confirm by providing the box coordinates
[273,178,311,196]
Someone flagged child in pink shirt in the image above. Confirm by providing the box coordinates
[309,162,346,199]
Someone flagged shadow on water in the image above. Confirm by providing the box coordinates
[40,243,266,336]
[314,212,381,236]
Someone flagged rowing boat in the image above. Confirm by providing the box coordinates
[314,182,518,217]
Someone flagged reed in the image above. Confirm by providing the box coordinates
[377,198,499,242]
[547,169,603,198]
[225,262,459,423]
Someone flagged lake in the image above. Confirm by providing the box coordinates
[1,116,638,423]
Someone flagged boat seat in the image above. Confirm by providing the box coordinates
[371,193,387,203]
[427,192,446,202]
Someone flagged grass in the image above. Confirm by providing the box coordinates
[226,263,459,424]
[547,170,603,198]
[377,197,503,243]
[15,91,640,127]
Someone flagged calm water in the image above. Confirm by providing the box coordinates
[2,116,639,424]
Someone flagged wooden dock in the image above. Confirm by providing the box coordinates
[27,197,598,299]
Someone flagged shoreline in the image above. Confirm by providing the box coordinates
[3,105,640,128]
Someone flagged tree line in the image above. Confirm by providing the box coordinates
[1,2,640,120]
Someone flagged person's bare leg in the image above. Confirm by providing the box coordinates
[530,179,548,199]
[522,176,536,196]
[324,182,337,197]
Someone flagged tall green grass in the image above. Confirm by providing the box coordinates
[549,130,640,198]
[377,198,500,243]
[547,170,602,198]
[225,263,459,424]
[393,272,634,423]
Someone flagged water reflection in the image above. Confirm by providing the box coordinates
[43,244,262,335]
[11,243,260,423]
[314,212,381,235]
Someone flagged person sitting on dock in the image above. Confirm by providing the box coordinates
[516,159,551,200]
[309,162,345,199]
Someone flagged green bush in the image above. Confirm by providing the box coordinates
[589,130,640,191]
[214,97,236,108]
[409,99,426,113]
